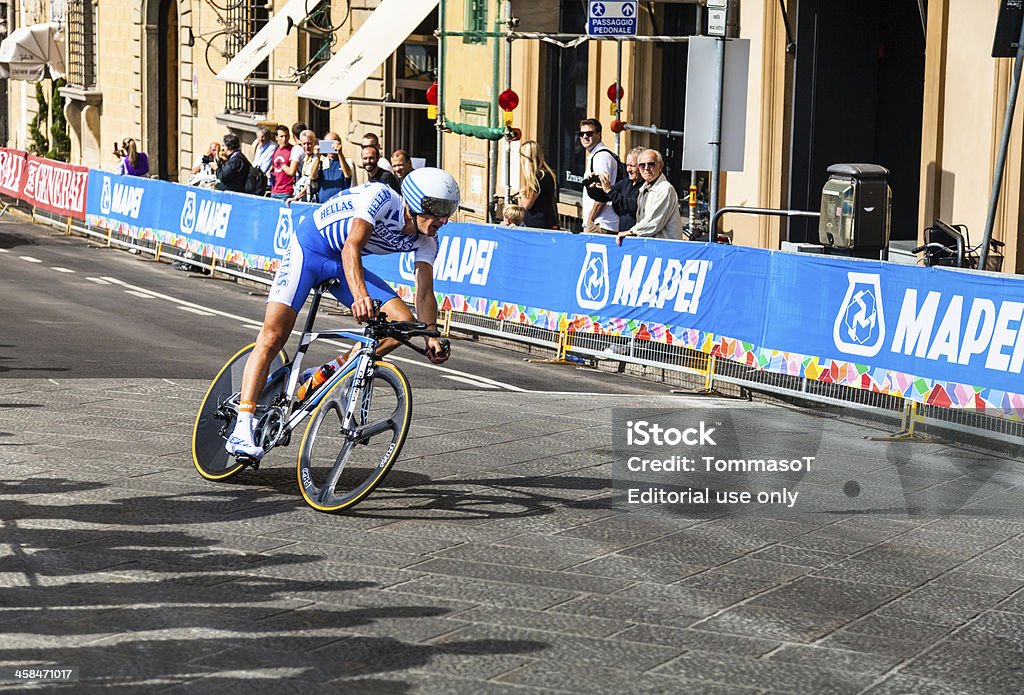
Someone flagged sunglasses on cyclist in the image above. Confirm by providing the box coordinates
[418,196,459,218]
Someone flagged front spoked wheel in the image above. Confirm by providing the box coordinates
[297,361,411,512]
[192,343,289,481]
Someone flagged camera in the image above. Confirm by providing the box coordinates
[582,174,600,188]
[201,154,214,165]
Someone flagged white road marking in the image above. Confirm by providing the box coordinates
[179,306,217,316]
[0,248,8,253]
[87,277,111,285]
[51,267,75,273]
[125,289,157,299]
[442,374,499,389]
[19,256,41,263]
[47,379,59,386]
[98,275,527,393]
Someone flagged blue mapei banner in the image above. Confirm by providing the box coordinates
[764,253,1024,398]
[362,222,1024,403]
[362,222,772,344]
[85,170,315,268]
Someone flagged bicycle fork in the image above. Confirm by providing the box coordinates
[341,356,376,443]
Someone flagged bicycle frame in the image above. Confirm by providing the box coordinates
[223,283,381,452]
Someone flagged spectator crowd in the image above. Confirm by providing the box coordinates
[118,115,693,241]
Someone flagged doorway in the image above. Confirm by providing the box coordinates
[788,0,925,242]
[157,0,179,180]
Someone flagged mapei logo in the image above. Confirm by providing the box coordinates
[99,176,144,219]
[577,243,609,311]
[179,190,232,238]
[100,176,112,214]
[180,191,196,234]
[274,207,293,255]
[399,251,416,282]
[833,272,885,357]
[575,244,710,314]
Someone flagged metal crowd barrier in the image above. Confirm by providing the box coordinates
[13,195,1023,455]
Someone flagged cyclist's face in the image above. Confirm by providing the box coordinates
[414,213,449,237]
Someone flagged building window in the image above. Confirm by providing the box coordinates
[389,10,439,165]
[464,0,487,44]
[541,2,588,195]
[67,0,96,89]
[224,0,270,117]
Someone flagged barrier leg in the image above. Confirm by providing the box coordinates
[0,202,10,217]
[204,255,231,281]
[869,400,946,442]
[526,330,593,367]
[152,242,163,262]
[441,309,452,338]
[671,353,734,397]
[65,216,72,235]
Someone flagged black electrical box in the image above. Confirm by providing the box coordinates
[818,163,891,252]
[994,0,1024,58]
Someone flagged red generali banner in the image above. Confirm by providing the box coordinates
[0,148,26,198]
[21,155,90,219]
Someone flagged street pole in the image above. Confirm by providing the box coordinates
[437,0,446,168]
[615,40,622,155]
[709,35,725,229]
[504,0,513,207]
[980,16,1024,271]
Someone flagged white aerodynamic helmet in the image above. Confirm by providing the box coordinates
[401,167,460,218]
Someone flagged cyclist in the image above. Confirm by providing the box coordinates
[225,167,459,459]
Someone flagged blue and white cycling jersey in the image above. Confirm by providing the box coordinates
[268,182,435,312]
[305,182,437,265]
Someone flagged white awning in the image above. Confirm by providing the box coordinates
[216,0,316,83]
[0,23,64,81]
[296,0,439,104]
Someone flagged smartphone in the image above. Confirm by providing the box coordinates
[318,140,336,155]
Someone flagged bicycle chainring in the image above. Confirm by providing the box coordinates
[253,407,286,453]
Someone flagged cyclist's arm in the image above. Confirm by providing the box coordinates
[341,218,375,321]
[414,261,448,364]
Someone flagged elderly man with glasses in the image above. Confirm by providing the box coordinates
[616,149,682,245]
[578,118,620,235]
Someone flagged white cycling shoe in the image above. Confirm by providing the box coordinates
[225,432,264,459]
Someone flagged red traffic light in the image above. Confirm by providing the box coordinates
[607,82,624,102]
[425,81,438,106]
[498,89,520,112]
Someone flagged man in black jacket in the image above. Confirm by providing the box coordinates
[586,146,643,231]
[211,133,251,193]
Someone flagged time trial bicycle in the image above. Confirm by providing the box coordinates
[191,279,447,512]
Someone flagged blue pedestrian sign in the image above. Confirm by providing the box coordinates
[587,0,638,37]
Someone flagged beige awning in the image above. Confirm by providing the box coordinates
[296,0,439,104]
[216,0,316,83]
[0,23,65,81]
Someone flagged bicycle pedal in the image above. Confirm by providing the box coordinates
[235,454,261,470]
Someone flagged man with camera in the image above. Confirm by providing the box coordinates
[209,133,251,194]
[579,118,620,235]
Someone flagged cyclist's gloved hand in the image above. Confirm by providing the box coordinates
[426,337,450,364]
[351,296,376,323]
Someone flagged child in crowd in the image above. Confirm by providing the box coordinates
[501,204,526,227]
